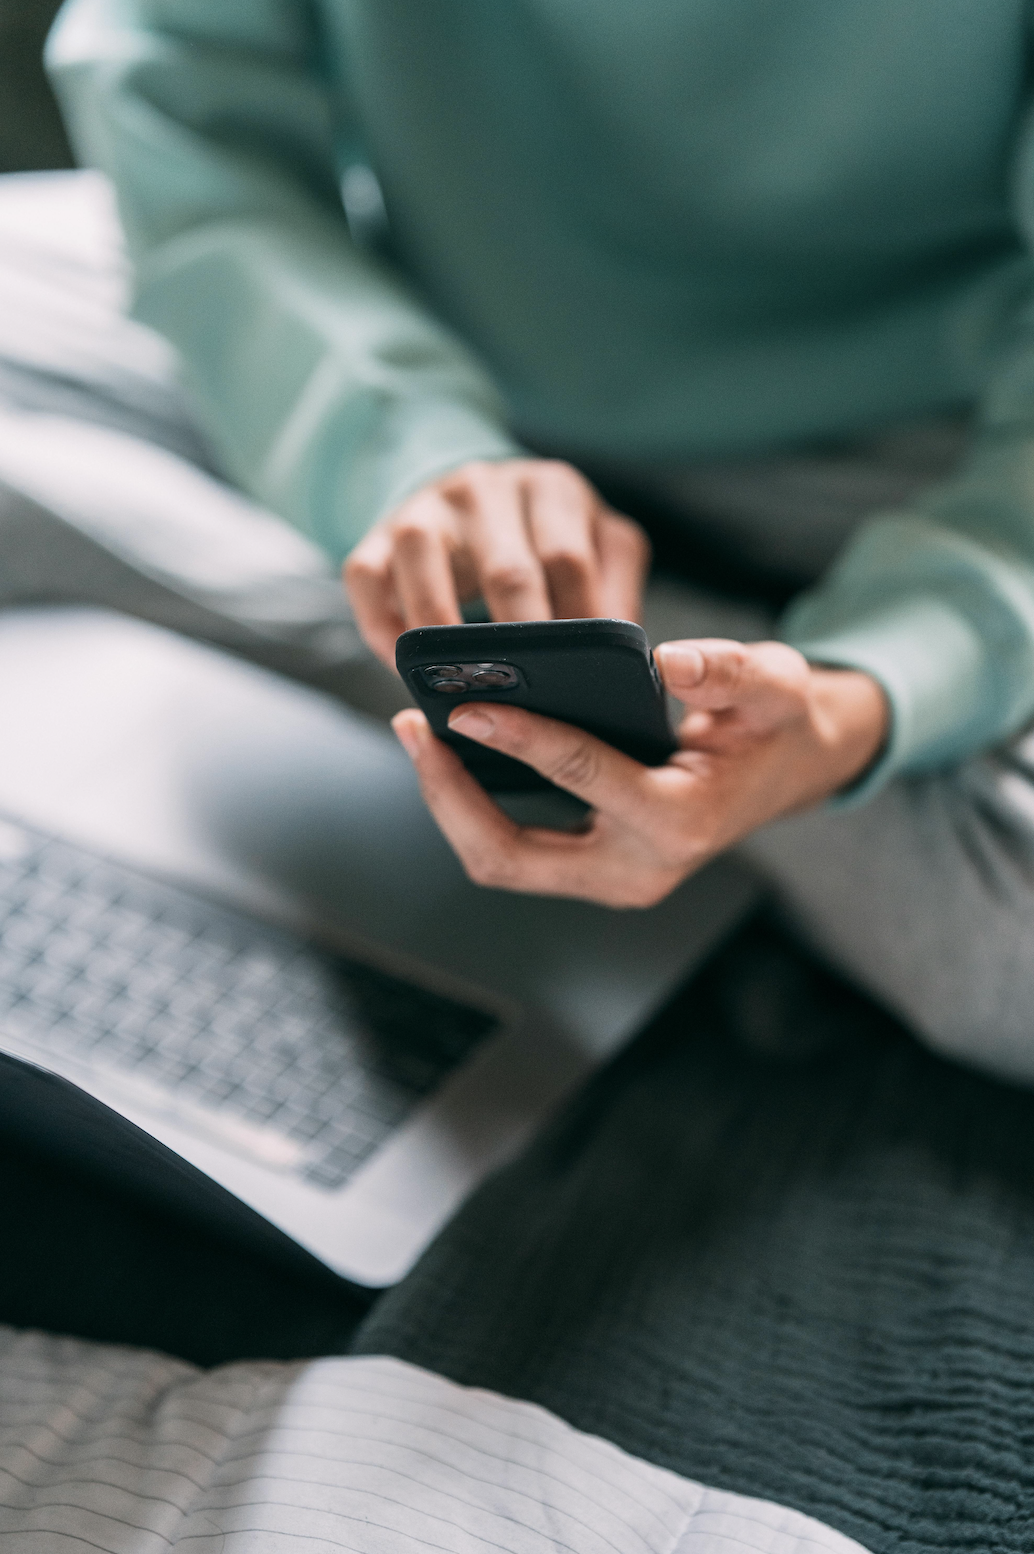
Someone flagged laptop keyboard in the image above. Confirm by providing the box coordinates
[0,821,499,1190]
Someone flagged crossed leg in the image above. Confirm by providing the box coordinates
[740,731,1034,1085]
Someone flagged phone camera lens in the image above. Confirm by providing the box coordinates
[430,678,467,693]
[425,664,462,677]
[471,665,517,688]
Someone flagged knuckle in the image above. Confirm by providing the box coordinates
[605,512,651,561]
[599,875,670,909]
[626,881,669,909]
[539,459,591,497]
[391,512,435,546]
[485,561,537,599]
[465,849,518,891]
[541,544,593,577]
[464,855,493,887]
[717,648,749,690]
[343,550,378,583]
[643,801,708,869]
[762,641,809,686]
[546,737,600,792]
[457,460,507,499]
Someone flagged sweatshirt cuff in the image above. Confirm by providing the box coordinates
[368,398,525,530]
[782,593,988,806]
[270,390,525,564]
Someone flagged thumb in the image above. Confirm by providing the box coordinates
[656,639,809,719]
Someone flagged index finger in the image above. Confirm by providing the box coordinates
[343,526,407,666]
[446,701,652,817]
[391,707,593,896]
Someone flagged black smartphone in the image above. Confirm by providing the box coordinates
[396,618,676,796]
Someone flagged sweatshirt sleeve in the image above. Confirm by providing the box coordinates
[781,87,1034,801]
[45,0,522,563]
[780,434,1034,803]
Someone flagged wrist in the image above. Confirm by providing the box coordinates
[808,667,890,793]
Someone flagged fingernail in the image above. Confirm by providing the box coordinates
[657,643,706,685]
[448,708,496,741]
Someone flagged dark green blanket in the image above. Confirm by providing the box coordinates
[355,918,1034,1553]
[4,915,1034,1552]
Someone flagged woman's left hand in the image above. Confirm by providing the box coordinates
[391,638,889,908]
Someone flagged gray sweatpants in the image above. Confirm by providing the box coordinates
[3,171,1033,1086]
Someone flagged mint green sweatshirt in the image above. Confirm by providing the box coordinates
[46,0,1034,799]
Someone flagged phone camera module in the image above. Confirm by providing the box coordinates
[421,661,520,693]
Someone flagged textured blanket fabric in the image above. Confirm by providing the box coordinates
[353,916,1034,1554]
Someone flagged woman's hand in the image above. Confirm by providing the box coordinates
[391,638,889,907]
[345,458,650,668]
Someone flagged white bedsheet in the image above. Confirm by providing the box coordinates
[0,1326,869,1554]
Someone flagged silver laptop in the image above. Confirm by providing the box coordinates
[0,604,758,1287]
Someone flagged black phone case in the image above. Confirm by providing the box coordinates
[396,619,676,794]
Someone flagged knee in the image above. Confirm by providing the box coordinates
[889,952,1034,1089]
[744,756,1034,1087]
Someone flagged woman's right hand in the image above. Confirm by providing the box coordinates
[344,457,651,668]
